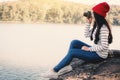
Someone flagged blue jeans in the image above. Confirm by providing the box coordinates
[54,40,105,72]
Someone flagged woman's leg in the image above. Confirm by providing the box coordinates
[69,40,91,49]
[54,40,94,72]
[54,49,104,72]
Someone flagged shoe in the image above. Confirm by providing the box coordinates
[58,65,72,75]
[40,69,58,79]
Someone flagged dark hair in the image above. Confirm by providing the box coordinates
[90,12,113,44]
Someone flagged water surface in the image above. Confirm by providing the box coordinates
[0,23,119,80]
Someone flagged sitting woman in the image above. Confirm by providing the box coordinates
[41,2,113,79]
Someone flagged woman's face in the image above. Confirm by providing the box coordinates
[86,11,95,24]
[88,12,95,26]
[91,12,95,23]
[91,12,95,21]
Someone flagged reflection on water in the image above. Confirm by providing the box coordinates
[0,63,48,80]
[0,23,120,80]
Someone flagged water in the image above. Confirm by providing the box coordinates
[0,64,48,80]
[0,23,120,80]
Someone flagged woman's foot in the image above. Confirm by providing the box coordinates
[40,69,58,79]
[58,65,72,75]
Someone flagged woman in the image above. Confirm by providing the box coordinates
[41,2,113,79]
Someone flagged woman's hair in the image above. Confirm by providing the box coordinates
[90,12,113,44]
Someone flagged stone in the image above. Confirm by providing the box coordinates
[49,50,120,80]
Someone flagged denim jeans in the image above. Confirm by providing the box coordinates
[54,40,105,72]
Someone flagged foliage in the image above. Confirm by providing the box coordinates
[0,0,120,25]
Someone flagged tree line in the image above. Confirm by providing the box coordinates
[0,0,120,25]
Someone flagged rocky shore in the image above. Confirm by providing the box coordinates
[50,50,120,80]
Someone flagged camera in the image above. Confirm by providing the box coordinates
[83,11,92,19]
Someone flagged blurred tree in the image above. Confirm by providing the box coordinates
[0,0,119,25]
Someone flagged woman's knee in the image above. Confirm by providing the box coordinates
[70,39,84,48]
[70,40,81,45]
[70,40,91,48]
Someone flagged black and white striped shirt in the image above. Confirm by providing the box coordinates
[85,23,109,58]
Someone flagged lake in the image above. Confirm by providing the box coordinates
[0,23,120,80]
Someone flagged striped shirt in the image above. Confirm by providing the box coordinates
[85,23,109,59]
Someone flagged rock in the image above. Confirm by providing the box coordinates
[91,58,120,80]
[50,50,120,80]
[60,58,120,80]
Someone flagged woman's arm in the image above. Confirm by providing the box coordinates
[89,25,109,52]
[84,18,93,38]
[84,23,92,38]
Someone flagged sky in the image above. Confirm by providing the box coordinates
[0,0,120,5]
[0,0,17,2]
[64,0,120,5]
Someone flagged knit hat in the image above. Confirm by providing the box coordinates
[92,2,110,17]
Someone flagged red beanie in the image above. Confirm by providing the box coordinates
[92,2,110,17]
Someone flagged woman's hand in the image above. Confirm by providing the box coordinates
[87,18,92,24]
[81,46,90,51]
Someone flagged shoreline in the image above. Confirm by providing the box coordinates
[0,21,120,27]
